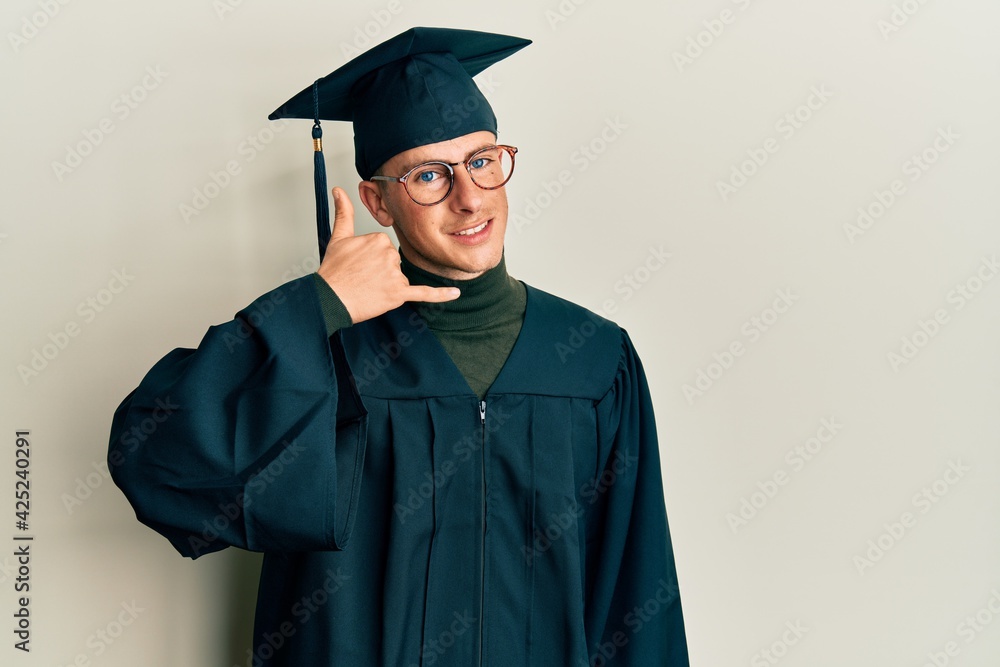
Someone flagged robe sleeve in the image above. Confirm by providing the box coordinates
[107,274,368,559]
[585,328,689,665]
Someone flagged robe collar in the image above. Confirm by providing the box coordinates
[341,282,622,401]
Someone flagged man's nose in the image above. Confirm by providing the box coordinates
[448,166,483,212]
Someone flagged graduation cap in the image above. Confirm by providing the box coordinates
[268,27,532,261]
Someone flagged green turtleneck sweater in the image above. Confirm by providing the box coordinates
[311,253,526,399]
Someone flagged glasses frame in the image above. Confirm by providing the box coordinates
[369,144,518,206]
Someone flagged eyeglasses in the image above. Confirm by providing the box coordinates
[370,145,518,206]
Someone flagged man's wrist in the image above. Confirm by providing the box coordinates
[311,273,354,335]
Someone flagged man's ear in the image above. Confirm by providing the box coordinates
[358,180,395,229]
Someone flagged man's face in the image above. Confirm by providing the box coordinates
[358,130,508,281]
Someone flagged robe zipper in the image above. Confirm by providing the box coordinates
[478,399,486,667]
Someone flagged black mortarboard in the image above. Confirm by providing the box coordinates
[268,27,531,260]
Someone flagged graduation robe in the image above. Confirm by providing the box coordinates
[109,273,689,666]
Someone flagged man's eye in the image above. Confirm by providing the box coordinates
[470,157,491,170]
[412,165,450,184]
[417,169,444,183]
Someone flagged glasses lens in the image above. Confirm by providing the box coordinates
[406,163,452,205]
[468,147,513,189]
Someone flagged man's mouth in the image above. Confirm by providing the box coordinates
[450,219,490,236]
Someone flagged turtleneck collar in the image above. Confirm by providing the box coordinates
[400,250,525,331]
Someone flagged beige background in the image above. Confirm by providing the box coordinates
[2,0,999,665]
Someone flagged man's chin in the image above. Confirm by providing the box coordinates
[430,251,503,281]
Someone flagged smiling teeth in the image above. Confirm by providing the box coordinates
[454,221,488,236]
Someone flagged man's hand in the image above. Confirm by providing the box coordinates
[317,187,460,324]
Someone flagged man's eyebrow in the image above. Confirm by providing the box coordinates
[398,143,498,174]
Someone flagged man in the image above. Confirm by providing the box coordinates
[109,26,688,666]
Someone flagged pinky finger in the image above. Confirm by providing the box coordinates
[403,285,461,303]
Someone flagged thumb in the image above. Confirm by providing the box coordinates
[329,187,355,241]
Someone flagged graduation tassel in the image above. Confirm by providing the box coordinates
[312,80,331,262]
[312,121,331,261]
